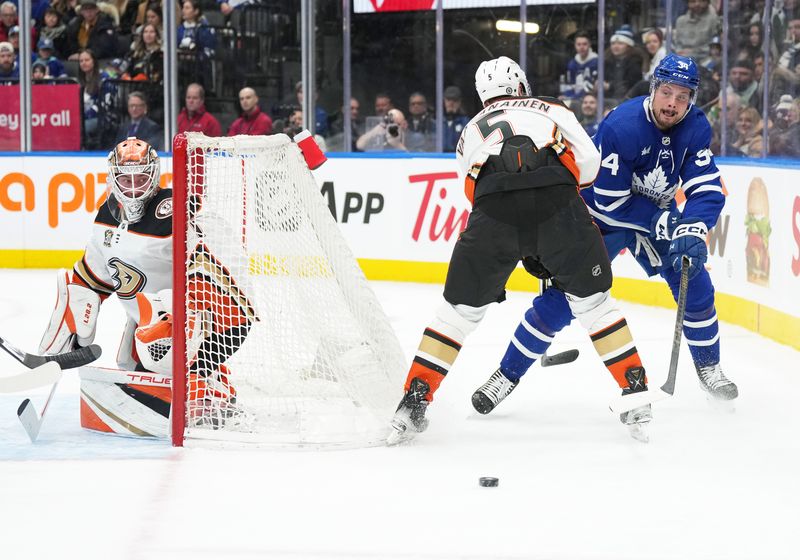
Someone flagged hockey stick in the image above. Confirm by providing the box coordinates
[538,278,580,367]
[609,256,690,414]
[17,373,62,442]
[0,362,62,393]
[0,335,102,369]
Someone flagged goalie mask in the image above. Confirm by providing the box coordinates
[475,56,531,105]
[107,137,160,224]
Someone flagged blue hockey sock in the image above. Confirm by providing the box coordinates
[683,305,720,367]
[500,289,571,381]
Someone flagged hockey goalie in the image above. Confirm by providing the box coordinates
[39,137,254,437]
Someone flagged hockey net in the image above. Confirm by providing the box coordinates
[171,132,405,447]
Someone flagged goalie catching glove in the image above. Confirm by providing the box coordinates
[39,269,101,355]
[133,290,174,376]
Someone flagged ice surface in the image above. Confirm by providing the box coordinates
[1,269,798,560]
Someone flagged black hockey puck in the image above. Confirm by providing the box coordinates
[479,477,499,487]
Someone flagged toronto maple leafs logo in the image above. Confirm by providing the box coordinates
[631,166,677,208]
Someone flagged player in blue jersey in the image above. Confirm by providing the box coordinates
[471,53,738,418]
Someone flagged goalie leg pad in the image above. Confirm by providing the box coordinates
[79,366,171,438]
[39,269,101,355]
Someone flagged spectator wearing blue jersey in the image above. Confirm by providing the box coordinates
[178,0,216,56]
[177,0,215,89]
[294,80,329,137]
[563,30,598,99]
[442,85,469,152]
[34,37,67,78]
[478,53,738,414]
[577,92,599,136]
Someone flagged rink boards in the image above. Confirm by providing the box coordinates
[0,151,798,350]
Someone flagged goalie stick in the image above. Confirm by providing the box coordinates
[17,374,62,443]
[0,335,102,370]
[538,278,580,367]
[609,256,690,414]
[0,336,101,442]
[0,362,61,393]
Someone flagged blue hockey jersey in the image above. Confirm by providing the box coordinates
[582,96,724,234]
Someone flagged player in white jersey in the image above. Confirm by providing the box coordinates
[388,57,652,445]
[38,138,255,416]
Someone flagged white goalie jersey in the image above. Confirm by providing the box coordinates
[455,96,600,203]
[73,189,174,326]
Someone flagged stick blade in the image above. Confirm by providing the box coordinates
[17,398,42,442]
[609,388,671,414]
[47,344,102,369]
[0,362,61,393]
[541,349,579,367]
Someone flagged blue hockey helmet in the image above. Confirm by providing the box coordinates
[650,53,700,104]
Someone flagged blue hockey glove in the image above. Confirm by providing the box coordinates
[668,220,708,279]
[650,209,681,241]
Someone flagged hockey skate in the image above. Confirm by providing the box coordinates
[696,363,738,412]
[619,366,652,443]
[187,369,252,430]
[696,363,738,400]
[387,377,430,445]
[471,368,519,414]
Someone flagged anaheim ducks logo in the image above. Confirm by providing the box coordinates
[155,198,173,219]
[108,258,147,299]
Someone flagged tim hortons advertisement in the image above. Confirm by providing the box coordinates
[0,84,82,151]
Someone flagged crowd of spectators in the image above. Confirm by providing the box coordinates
[1,0,798,158]
[554,1,800,158]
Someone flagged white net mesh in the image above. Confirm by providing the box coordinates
[179,133,405,447]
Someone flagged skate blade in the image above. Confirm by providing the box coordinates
[627,422,650,443]
[387,425,416,446]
